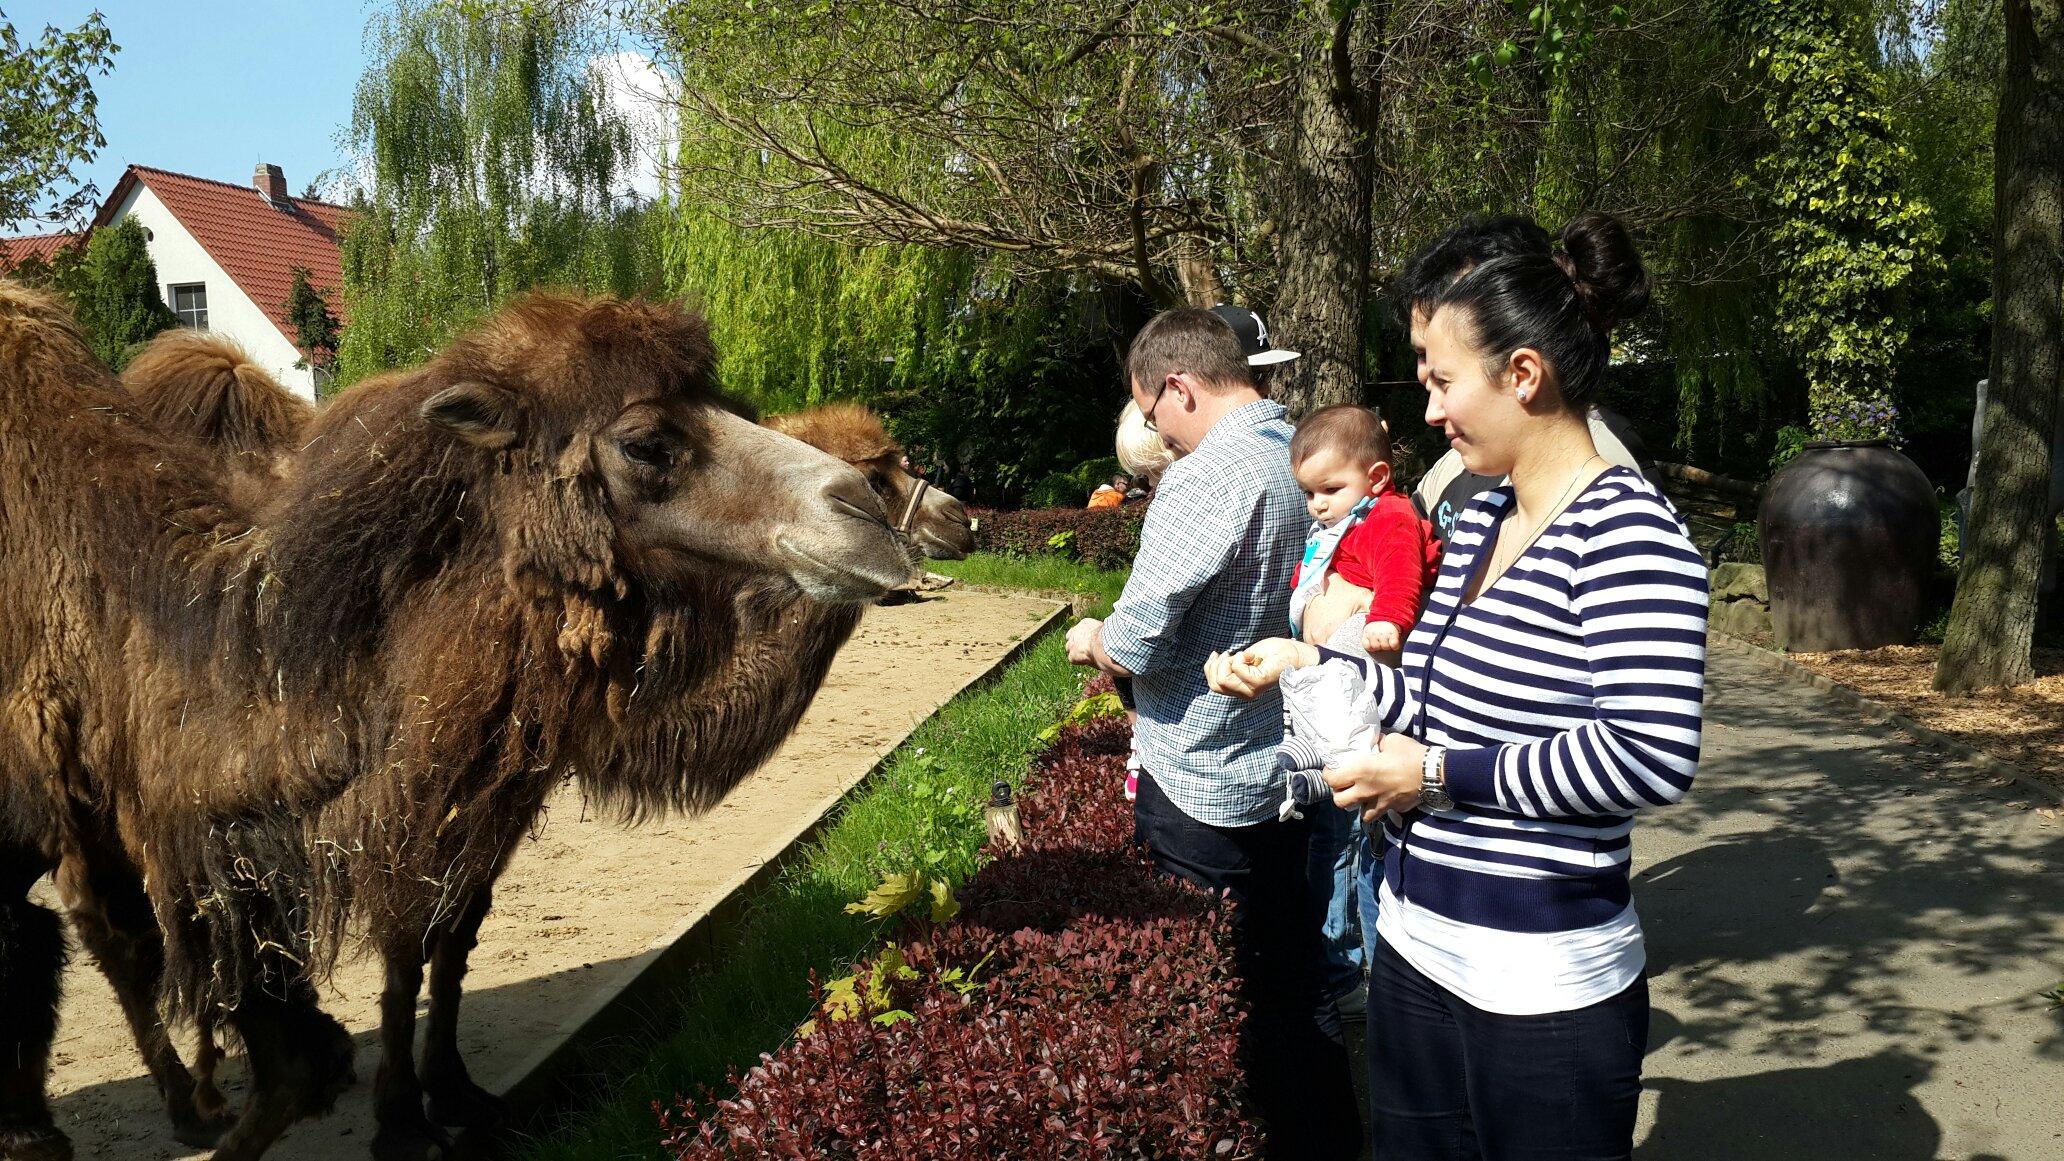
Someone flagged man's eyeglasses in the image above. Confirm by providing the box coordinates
[1141,383,1169,432]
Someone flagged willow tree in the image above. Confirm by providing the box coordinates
[337,0,661,383]
[662,189,1136,502]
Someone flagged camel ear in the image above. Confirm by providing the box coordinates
[421,381,519,449]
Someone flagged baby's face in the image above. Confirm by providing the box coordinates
[1294,446,1381,525]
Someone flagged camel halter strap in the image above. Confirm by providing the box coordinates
[895,476,931,536]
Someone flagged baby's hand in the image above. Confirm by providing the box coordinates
[1363,620,1403,653]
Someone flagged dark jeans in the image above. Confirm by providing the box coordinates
[1134,769,1361,1160]
[1367,938,1648,1161]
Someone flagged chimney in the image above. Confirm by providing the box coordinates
[253,163,288,207]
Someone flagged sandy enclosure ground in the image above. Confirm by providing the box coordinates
[35,589,1061,1160]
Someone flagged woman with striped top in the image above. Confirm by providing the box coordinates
[1209,212,1708,1159]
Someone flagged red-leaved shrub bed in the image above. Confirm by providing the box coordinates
[660,713,1259,1159]
[972,504,1147,569]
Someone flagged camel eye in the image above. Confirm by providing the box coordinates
[622,436,676,471]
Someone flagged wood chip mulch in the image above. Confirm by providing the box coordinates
[1789,644,2064,793]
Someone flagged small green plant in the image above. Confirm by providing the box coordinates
[1770,424,1811,471]
[1036,688,1126,745]
[1045,528,1079,559]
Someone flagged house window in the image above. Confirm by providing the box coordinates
[170,283,208,329]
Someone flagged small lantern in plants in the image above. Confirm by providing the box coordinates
[985,780,1022,850]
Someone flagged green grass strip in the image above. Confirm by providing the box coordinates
[518,554,1128,1160]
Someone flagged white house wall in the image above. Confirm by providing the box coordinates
[106,184,316,399]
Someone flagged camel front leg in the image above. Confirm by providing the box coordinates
[421,887,505,1130]
[370,943,450,1161]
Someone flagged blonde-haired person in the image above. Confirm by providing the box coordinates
[1109,398,1182,801]
[1116,398,1179,485]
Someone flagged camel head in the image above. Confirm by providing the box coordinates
[765,403,976,561]
[422,295,912,602]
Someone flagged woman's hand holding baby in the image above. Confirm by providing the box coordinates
[1324,731,1428,824]
[1204,638,1319,698]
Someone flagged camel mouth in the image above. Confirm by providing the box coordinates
[777,533,910,602]
[913,524,976,561]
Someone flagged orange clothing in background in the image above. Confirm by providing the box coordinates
[1087,487,1124,509]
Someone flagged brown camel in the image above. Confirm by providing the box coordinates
[113,346,974,1159]
[765,402,974,562]
[0,283,909,1161]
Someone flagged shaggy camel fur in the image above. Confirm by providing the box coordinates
[0,281,344,1161]
[0,284,909,1161]
[121,331,312,509]
[114,347,973,1158]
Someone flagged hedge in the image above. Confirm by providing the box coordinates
[972,503,1147,570]
[661,714,1258,1160]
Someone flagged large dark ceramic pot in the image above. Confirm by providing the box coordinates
[1758,440,1938,652]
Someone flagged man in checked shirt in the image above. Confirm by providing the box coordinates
[1067,309,1360,1159]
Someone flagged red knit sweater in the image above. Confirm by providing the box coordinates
[1291,489,1441,630]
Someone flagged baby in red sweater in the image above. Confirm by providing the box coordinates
[1287,405,1439,660]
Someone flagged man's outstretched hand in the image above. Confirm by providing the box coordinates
[1204,637,1318,698]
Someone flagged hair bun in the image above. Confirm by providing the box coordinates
[1557,212,1651,333]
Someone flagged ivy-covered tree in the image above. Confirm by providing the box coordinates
[73,216,176,370]
[283,266,342,391]
[0,10,117,229]
[1723,0,1938,444]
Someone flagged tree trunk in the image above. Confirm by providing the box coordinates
[1172,231,1226,308]
[1936,0,2064,693]
[1268,0,1380,420]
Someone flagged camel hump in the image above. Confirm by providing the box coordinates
[123,329,312,457]
[765,402,899,464]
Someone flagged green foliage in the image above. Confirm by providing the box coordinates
[335,0,662,383]
[282,266,341,386]
[1770,424,1811,472]
[1035,688,1127,746]
[0,10,116,228]
[665,201,1129,504]
[1467,0,1630,87]
[1025,456,1125,510]
[1723,0,1938,444]
[72,216,175,370]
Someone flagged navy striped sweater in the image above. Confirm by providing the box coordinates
[1327,466,1708,1012]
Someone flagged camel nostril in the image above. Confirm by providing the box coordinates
[823,471,888,526]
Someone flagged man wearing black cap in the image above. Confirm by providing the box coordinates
[1210,303,1301,394]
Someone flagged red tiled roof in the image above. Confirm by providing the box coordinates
[98,165,354,350]
[0,231,81,271]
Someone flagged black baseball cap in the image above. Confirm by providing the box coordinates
[1209,303,1301,367]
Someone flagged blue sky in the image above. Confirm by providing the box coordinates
[8,2,371,231]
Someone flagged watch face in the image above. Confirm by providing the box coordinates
[1421,788,1455,813]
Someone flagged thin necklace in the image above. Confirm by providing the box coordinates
[1476,454,1604,594]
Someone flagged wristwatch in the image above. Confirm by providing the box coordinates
[1419,745,1454,813]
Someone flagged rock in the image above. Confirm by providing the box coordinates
[1710,597,1773,641]
[1711,562,1769,604]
